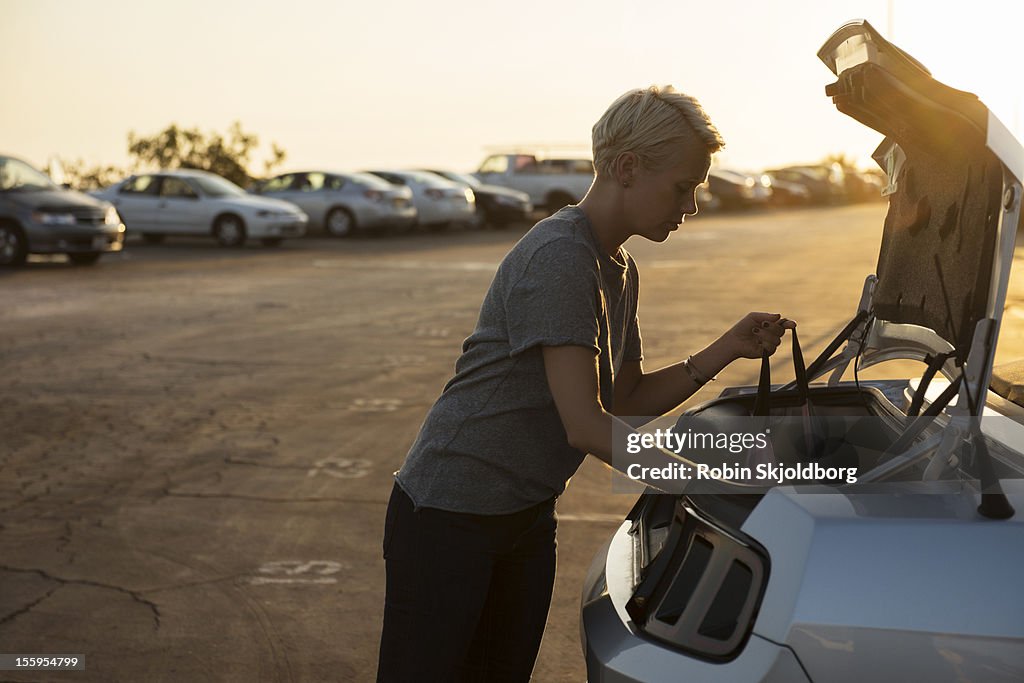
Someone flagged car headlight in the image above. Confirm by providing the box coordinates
[104,206,121,225]
[256,209,291,218]
[463,188,475,203]
[31,211,77,226]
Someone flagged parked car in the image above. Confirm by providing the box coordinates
[761,173,812,206]
[766,165,846,205]
[474,153,594,214]
[420,169,532,227]
[0,154,124,266]
[364,170,477,230]
[253,171,416,237]
[93,170,307,247]
[582,20,1024,682]
[841,167,887,202]
[706,169,771,210]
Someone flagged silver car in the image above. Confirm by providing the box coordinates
[582,21,1024,682]
[93,170,307,247]
[421,169,533,228]
[365,170,478,230]
[254,171,416,237]
[0,154,124,266]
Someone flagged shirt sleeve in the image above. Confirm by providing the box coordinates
[504,240,603,357]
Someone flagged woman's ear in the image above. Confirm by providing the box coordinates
[615,152,638,188]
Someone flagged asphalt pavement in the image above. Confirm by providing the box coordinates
[4,204,1024,681]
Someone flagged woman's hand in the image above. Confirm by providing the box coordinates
[722,312,796,360]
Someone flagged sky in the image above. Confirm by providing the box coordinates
[2,0,1023,177]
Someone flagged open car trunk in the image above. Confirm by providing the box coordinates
[621,20,1024,659]
[681,17,1024,503]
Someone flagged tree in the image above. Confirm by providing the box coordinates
[127,121,286,187]
[51,121,288,191]
[48,158,128,191]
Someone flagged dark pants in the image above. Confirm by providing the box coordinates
[377,482,558,682]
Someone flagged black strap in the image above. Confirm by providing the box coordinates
[907,351,956,417]
[882,373,963,458]
[753,349,772,417]
[792,328,809,402]
[754,328,809,416]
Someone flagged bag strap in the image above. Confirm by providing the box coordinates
[753,328,809,416]
[792,328,809,402]
[753,349,772,417]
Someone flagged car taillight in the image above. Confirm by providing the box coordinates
[364,189,384,202]
[625,497,768,661]
[425,188,445,200]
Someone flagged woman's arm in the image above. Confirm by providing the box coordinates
[542,345,729,489]
[541,344,639,464]
[612,312,794,417]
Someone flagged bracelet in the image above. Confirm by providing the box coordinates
[685,355,716,386]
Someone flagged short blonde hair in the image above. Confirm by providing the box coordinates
[592,85,724,179]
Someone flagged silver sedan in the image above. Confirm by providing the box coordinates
[365,170,479,230]
[254,171,417,237]
[93,170,307,247]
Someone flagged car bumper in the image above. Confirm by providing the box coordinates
[250,218,307,239]
[483,202,532,223]
[356,204,418,231]
[581,522,810,683]
[26,224,126,254]
[416,201,476,226]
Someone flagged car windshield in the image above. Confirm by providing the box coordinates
[0,156,57,192]
[348,172,394,190]
[188,174,246,198]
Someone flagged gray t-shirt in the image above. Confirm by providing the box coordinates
[395,206,643,514]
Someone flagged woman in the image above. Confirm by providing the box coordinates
[377,85,794,682]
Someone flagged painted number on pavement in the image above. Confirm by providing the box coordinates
[248,560,348,585]
[306,457,372,479]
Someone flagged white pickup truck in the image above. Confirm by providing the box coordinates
[474,153,594,213]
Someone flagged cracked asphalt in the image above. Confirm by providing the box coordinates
[3,204,1024,682]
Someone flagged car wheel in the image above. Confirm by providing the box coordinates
[142,233,166,244]
[213,214,246,247]
[0,222,27,267]
[261,238,283,247]
[325,207,356,237]
[68,252,102,266]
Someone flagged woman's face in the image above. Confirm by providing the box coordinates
[625,142,711,242]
